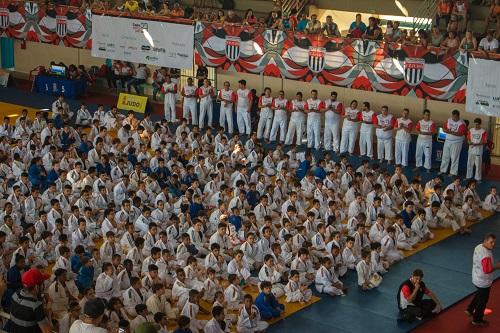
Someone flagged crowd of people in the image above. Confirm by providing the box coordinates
[0,73,498,332]
[82,0,500,53]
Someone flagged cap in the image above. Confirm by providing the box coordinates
[22,268,49,288]
[84,298,106,319]
[134,322,159,333]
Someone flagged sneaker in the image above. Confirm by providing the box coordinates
[471,320,489,326]
[416,316,423,321]
[464,310,472,317]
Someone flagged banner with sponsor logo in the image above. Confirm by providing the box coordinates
[92,15,193,69]
[466,58,500,116]
[117,92,148,113]
[194,22,471,103]
[0,1,91,48]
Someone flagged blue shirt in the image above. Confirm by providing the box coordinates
[246,190,259,209]
[349,21,367,32]
[400,210,416,229]
[313,166,326,181]
[189,202,204,218]
[47,169,59,184]
[229,215,242,232]
[297,19,309,32]
[296,160,311,180]
[255,291,284,320]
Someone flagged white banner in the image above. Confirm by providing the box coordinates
[91,15,194,69]
[466,58,500,116]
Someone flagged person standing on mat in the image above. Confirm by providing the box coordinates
[467,233,500,326]
[397,268,442,321]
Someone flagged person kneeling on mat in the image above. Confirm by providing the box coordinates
[397,269,443,321]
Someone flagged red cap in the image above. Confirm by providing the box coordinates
[22,268,49,288]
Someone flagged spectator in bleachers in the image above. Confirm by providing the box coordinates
[170,2,185,17]
[216,9,225,23]
[124,0,139,13]
[484,0,500,34]
[447,14,459,33]
[225,9,241,23]
[306,14,322,34]
[430,25,444,47]
[459,31,477,52]
[348,13,367,38]
[119,62,134,91]
[280,12,292,31]
[363,17,383,40]
[479,30,499,53]
[296,12,309,32]
[436,0,453,30]
[452,0,469,32]
[441,30,460,48]
[158,2,170,16]
[243,9,257,25]
[323,15,341,37]
[266,11,281,29]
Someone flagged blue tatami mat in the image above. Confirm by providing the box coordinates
[270,215,500,333]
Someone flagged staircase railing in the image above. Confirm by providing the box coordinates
[412,0,438,31]
[282,0,310,15]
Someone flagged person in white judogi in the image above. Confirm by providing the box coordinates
[381,228,404,262]
[285,92,306,146]
[440,110,466,176]
[258,255,285,297]
[269,90,289,143]
[315,257,344,296]
[305,90,323,150]
[197,78,214,129]
[257,87,274,141]
[466,118,487,182]
[235,79,252,135]
[161,75,178,122]
[374,105,396,163]
[359,101,376,158]
[415,109,436,171]
[181,78,198,125]
[284,269,312,303]
[323,91,344,152]
[216,82,236,133]
[483,187,500,212]
[340,100,361,154]
[237,294,269,333]
[394,108,413,167]
[123,278,148,316]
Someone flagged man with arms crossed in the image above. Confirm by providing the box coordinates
[440,110,466,176]
[269,90,289,144]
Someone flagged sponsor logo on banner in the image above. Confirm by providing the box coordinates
[404,58,425,86]
[132,22,148,33]
[56,15,67,37]
[308,47,326,73]
[152,47,166,53]
[177,53,189,58]
[141,45,151,51]
[225,36,241,61]
[117,93,148,113]
[0,8,9,29]
[128,46,138,50]
[146,55,159,62]
[98,47,106,51]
